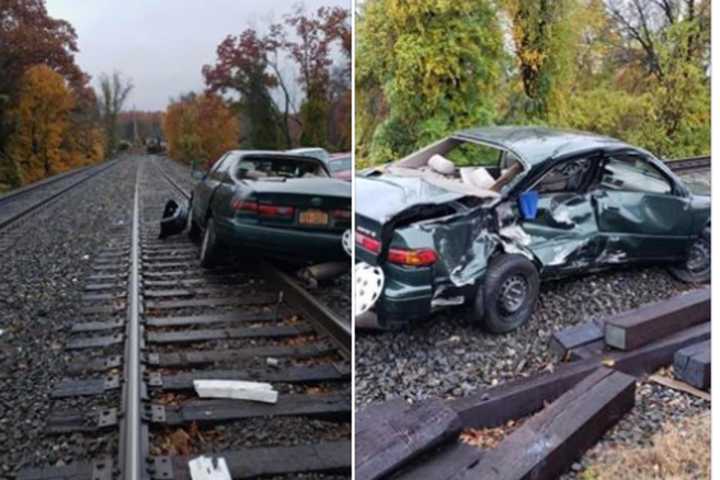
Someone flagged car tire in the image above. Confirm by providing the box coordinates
[479,254,539,333]
[669,226,710,284]
[199,217,221,268]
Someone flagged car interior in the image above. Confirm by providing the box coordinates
[385,138,524,197]
[236,156,330,181]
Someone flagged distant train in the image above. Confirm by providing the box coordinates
[146,137,166,154]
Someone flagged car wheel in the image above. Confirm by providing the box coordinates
[199,217,220,268]
[669,226,710,284]
[479,254,539,333]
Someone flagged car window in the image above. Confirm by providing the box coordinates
[533,157,593,194]
[236,156,329,180]
[208,153,232,180]
[445,142,502,167]
[329,156,351,173]
[600,154,672,194]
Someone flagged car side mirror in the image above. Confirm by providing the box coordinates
[191,169,205,180]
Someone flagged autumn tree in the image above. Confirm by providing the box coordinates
[5,65,74,185]
[203,30,283,149]
[356,0,709,163]
[98,71,133,157]
[284,6,349,148]
[502,0,587,121]
[357,0,504,164]
[0,0,97,186]
[163,93,239,168]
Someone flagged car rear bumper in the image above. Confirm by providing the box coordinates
[362,263,435,328]
[217,218,346,261]
[366,265,482,328]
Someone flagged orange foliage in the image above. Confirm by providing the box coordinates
[163,93,239,168]
[5,65,104,186]
[8,65,74,184]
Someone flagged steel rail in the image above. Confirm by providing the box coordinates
[0,159,120,232]
[121,162,143,480]
[665,155,710,172]
[0,164,92,204]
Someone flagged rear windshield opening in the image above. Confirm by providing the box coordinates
[393,138,525,196]
[236,156,329,180]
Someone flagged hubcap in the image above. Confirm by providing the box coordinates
[499,275,528,314]
[686,237,710,274]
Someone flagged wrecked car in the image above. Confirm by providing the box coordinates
[355,126,710,332]
[187,150,351,266]
[328,154,352,181]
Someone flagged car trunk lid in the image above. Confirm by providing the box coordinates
[249,178,350,232]
[355,175,466,264]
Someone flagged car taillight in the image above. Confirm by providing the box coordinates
[331,209,351,220]
[231,199,293,218]
[387,248,438,266]
[258,204,294,218]
[231,199,258,213]
[356,231,381,253]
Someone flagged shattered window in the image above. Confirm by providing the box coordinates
[601,155,672,194]
[534,157,593,194]
[445,142,503,167]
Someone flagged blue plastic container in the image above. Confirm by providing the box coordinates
[519,191,539,220]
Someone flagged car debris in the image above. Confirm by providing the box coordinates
[193,379,279,404]
[158,199,188,239]
[355,126,710,332]
[188,456,232,480]
[297,261,349,288]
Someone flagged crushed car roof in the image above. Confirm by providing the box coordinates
[453,126,633,167]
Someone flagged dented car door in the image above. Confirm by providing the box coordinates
[518,154,605,274]
[591,152,691,260]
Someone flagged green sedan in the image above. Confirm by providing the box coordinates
[189,150,351,266]
[355,126,710,332]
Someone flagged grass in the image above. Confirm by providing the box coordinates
[581,413,710,480]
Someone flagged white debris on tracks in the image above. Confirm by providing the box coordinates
[193,379,278,404]
[189,456,231,480]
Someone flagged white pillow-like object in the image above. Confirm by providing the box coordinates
[428,154,456,175]
[460,167,496,190]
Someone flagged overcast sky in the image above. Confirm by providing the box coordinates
[45,0,349,111]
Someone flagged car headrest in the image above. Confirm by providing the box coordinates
[460,167,496,190]
[428,154,456,175]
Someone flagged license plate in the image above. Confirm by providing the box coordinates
[299,209,328,225]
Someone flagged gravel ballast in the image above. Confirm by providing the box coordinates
[0,157,137,476]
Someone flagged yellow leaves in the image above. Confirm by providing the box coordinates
[163,94,239,167]
[7,65,77,185]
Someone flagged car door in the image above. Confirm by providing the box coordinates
[518,153,604,274]
[207,154,240,226]
[193,153,231,227]
[591,151,692,260]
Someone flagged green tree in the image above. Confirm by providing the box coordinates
[98,71,133,157]
[357,0,505,164]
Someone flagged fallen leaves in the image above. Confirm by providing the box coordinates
[153,422,223,456]
[460,419,523,449]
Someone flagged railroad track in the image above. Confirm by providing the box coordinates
[665,155,710,173]
[0,159,119,252]
[17,157,350,480]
